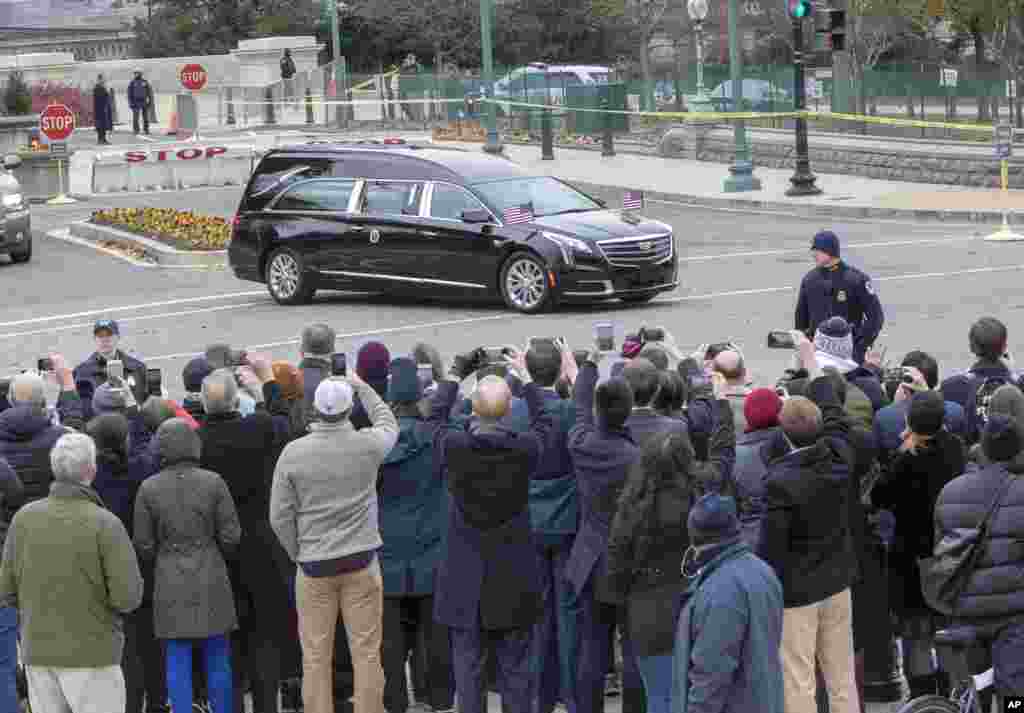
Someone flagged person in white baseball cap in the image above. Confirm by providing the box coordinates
[270,370,398,713]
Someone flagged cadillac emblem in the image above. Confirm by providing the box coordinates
[369,229,381,244]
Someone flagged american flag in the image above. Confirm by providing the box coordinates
[623,190,644,211]
[503,204,534,224]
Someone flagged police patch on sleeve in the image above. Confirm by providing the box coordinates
[865,280,876,296]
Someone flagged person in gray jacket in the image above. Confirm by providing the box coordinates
[270,372,399,713]
[673,494,784,713]
[133,418,241,713]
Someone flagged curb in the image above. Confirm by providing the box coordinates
[67,221,227,268]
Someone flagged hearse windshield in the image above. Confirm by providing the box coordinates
[473,176,602,218]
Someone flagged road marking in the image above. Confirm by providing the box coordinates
[0,301,270,341]
[0,290,266,329]
[681,235,978,262]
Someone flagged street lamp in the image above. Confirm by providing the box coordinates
[785,0,822,195]
[722,0,761,192]
[479,0,502,153]
[686,0,712,112]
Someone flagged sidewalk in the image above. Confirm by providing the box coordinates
[459,141,1024,224]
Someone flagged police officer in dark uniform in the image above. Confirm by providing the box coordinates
[795,231,884,364]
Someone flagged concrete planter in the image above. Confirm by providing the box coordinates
[68,220,227,268]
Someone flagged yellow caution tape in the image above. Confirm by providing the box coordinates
[810,111,994,133]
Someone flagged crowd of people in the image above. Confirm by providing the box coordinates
[0,307,1022,713]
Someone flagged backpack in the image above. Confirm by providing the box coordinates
[965,373,1012,443]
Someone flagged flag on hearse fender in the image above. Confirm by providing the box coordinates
[503,204,534,224]
[623,190,644,211]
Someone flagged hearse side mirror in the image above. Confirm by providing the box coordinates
[2,155,21,171]
[461,209,492,224]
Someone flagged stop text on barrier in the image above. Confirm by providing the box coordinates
[124,147,228,162]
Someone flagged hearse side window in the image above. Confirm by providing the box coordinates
[274,180,356,212]
[361,181,424,217]
[245,157,335,211]
[430,184,488,221]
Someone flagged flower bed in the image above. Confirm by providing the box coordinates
[90,207,231,251]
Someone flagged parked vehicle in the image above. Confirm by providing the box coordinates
[708,79,792,112]
[228,141,677,313]
[0,155,31,264]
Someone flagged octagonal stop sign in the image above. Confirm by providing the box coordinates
[180,63,208,92]
[40,103,75,142]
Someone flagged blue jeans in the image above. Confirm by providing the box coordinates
[451,625,532,713]
[530,540,579,713]
[166,635,232,713]
[0,607,16,713]
[636,655,673,713]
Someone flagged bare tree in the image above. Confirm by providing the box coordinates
[593,0,669,110]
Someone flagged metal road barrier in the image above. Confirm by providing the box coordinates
[92,144,259,194]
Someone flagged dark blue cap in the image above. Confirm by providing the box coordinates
[93,319,119,336]
[811,230,840,258]
[688,494,741,545]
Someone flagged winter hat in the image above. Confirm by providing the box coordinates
[744,388,783,432]
[300,323,336,358]
[387,357,422,403]
[811,230,840,259]
[272,361,304,402]
[907,391,945,437]
[314,378,354,418]
[687,494,742,546]
[982,414,1022,463]
[357,342,391,393]
[182,358,214,393]
[814,317,855,365]
[92,382,127,415]
[156,417,201,466]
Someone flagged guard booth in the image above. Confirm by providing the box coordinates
[566,83,628,136]
[176,94,199,135]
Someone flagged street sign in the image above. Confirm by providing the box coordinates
[180,63,208,92]
[48,141,68,156]
[805,78,823,100]
[815,68,833,79]
[995,122,1014,160]
[940,68,958,88]
[39,104,75,142]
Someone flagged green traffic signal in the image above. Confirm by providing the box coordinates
[788,0,811,18]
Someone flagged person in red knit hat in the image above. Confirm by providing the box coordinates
[732,388,783,549]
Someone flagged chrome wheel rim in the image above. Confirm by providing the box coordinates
[505,258,546,309]
[269,253,300,298]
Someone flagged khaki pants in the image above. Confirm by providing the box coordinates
[781,588,860,713]
[297,559,385,713]
[26,665,126,713]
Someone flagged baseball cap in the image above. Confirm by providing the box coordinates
[94,319,120,336]
[314,378,353,417]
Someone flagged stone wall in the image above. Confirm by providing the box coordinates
[658,125,1021,188]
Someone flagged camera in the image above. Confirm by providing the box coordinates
[482,347,508,364]
[331,353,347,377]
[37,358,53,373]
[767,331,797,349]
[594,323,615,352]
[528,337,561,351]
[146,369,162,397]
[228,350,249,368]
[638,326,665,343]
[883,367,915,385]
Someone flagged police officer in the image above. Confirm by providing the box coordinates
[73,319,148,415]
[795,231,884,364]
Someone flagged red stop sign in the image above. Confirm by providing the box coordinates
[180,63,208,91]
[40,103,76,141]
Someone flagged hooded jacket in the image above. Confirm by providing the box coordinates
[733,426,779,550]
[757,377,859,607]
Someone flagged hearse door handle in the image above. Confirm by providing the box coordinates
[421,231,440,238]
[349,225,366,232]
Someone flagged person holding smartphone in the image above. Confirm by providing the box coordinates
[74,319,148,417]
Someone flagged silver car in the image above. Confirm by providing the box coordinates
[0,155,30,263]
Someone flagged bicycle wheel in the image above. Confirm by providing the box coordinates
[896,694,960,713]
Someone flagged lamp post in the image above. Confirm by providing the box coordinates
[722,0,761,192]
[686,0,712,112]
[785,0,821,195]
[480,0,502,153]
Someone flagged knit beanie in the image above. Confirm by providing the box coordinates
[272,361,304,402]
[907,391,945,437]
[156,417,201,466]
[357,342,391,393]
[300,323,336,358]
[983,414,1022,463]
[92,382,126,415]
[811,230,840,258]
[387,357,422,403]
[688,494,742,546]
[744,388,783,432]
[814,317,855,365]
[182,358,213,393]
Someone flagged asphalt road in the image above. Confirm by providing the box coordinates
[7,191,1012,405]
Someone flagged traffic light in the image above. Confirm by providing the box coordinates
[828,9,846,51]
[788,0,812,19]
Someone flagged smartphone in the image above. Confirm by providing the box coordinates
[639,327,665,343]
[229,350,249,368]
[483,347,506,363]
[331,353,347,377]
[528,337,559,351]
[147,369,162,397]
[107,360,125,382]
[37,357,53,373]
[766,331,796,349]
[594,322,615,352]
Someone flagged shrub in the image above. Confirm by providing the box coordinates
[3,73,32,116]
[91,207,231,251]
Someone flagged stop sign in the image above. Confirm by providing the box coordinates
[40,103,76,141]
[180,63,208,91]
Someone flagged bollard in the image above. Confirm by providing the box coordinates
[601,101,615,157]
[265,87,276,126]
[305,88,315,125]
[541,108,554,161]
[226,87,235,126]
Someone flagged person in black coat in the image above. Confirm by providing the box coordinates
[196,360,293,713]
[870,392,965,699]
[74,319,148,416]
[93,74,114,145]
[430,349,549,713]
[605,373,735,713]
